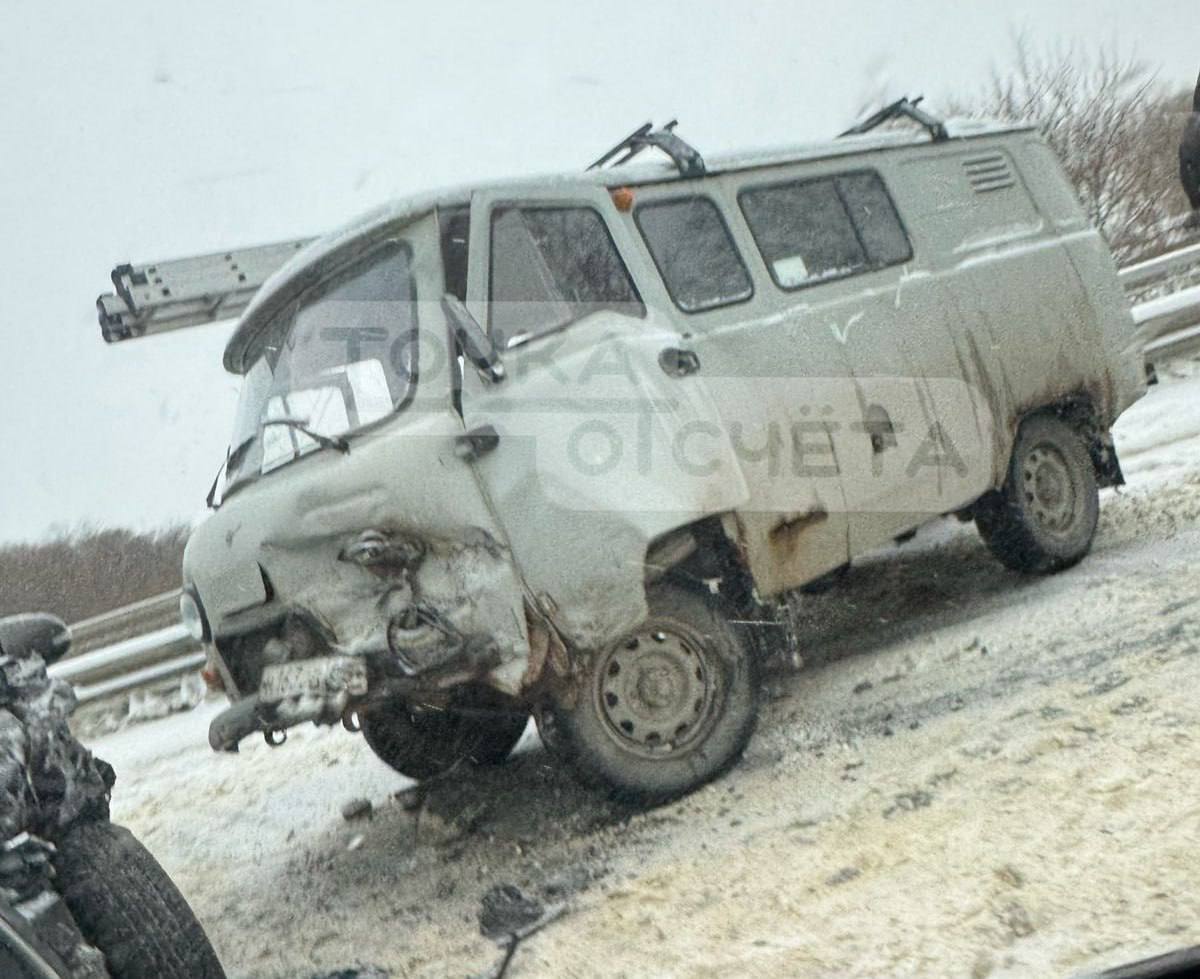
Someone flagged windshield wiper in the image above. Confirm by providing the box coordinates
[260,417,351,454]
[219,418,351,504]
[205,459,225,509]
[225,435,255,473]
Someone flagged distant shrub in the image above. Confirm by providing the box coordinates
[0,526,187,623]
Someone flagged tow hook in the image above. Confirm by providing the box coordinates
[208,695,265,752]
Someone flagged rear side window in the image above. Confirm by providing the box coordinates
[739,171,911,290]
[634,196,752,312]
[489,205,643,345]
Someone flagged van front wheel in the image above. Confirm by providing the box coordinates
[975,413,1099,574]
[544,584,759,804]
[359,694,527,781]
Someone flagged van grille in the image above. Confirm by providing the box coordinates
[962,152,1016,193]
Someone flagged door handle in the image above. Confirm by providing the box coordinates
[863,406,897,454]
[455,424,500,461]
[659,347,701,378]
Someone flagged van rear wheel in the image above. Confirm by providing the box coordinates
[975,413,1099,574]
[544,584,759,804]
[359,693,527,781]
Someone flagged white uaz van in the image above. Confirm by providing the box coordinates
[101,105,1144,801]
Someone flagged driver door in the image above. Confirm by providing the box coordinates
[457,184,749,649]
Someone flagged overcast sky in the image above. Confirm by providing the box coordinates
[0,0,1196,544]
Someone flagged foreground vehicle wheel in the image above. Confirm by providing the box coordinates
[975,412,1099,574]
[359,693,528,781]
[53,821,225,979]
[545,584,759,804]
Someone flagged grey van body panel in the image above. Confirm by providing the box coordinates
[189,120,1144,713]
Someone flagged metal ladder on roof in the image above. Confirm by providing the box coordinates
[96,237,313,343]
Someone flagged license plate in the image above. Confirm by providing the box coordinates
[258,656,369,703]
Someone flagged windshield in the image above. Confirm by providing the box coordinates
[222,241,417,496]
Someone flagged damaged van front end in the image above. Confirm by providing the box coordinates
[188,458,533,752]
[185,208,535,754]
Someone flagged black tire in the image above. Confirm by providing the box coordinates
[544,584,760,804]
[359,693,528,781]
[975,412,1099,574]
[52,821,225,979]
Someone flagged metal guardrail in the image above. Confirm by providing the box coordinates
[1119,242,1200,289]
[54,591,203,705]
[50,623,202,705]
[67,589,183,655]
[1135,284,1200,360]
[1127,242,1200,364]
[52,242,1200,709]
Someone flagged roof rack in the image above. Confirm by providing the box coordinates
[840,96,949,143]
[588,120,706,177]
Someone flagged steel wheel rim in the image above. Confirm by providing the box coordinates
[1022,442,1078,535]
[593,622,721,760]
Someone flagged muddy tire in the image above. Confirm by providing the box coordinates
[359,694,527,781]
[975,412,1099,574]
[52,820,225,979]
[545,584,759,804]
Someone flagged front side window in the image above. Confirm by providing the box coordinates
[635,196,753,312]
[739,170,911,290]
[223,241,417,496]
[489,205,643,345]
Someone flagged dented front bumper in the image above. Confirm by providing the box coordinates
[183,418,535,750]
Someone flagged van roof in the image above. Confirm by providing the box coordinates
[226,117,1034,371]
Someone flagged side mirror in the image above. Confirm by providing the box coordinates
[442,294,504,383]
[0,613,72,665]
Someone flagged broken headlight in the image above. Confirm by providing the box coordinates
[179,590,209,642]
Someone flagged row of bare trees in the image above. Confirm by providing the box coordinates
[0,527,188,624]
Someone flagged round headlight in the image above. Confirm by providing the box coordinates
[179,591,208,642]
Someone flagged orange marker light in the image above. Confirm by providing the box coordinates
[611,187,635,212]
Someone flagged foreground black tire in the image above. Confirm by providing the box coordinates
[53,821,225,979]
[544,584,759,804]
[359,692,528,781]
[975,412,1099,574]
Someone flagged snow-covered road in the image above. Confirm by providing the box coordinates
[90,363,1200,978]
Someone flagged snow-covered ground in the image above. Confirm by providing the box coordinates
[90,363,1200,978]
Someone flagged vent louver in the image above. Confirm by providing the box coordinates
[963,152,1015,193]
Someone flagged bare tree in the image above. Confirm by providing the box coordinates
[946,35,1194,262]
